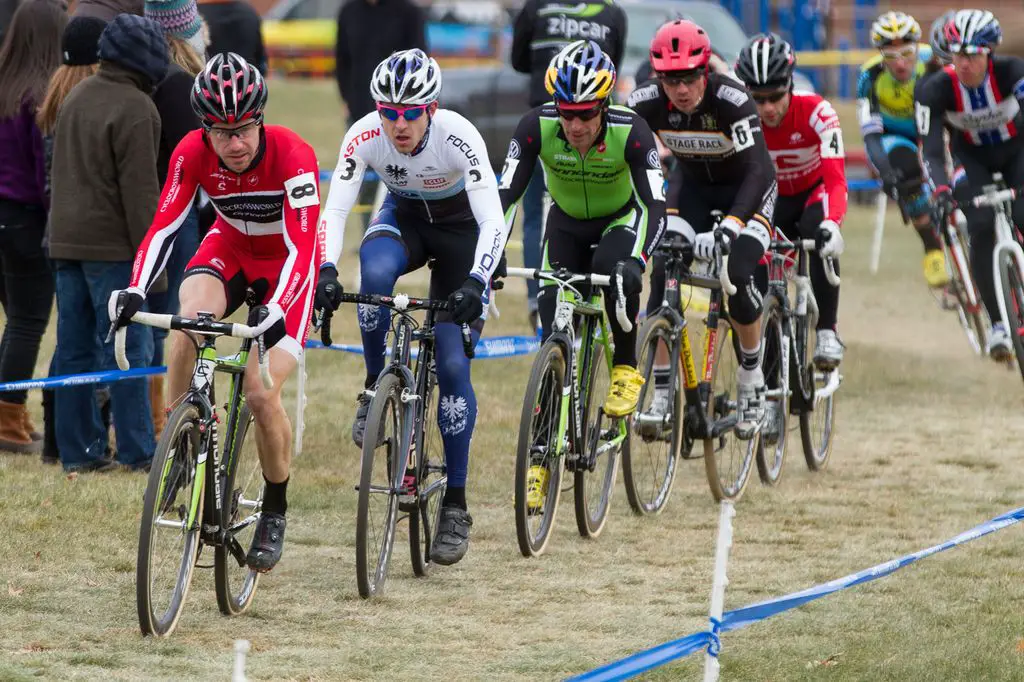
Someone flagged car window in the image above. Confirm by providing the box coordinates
[624,3,748,66]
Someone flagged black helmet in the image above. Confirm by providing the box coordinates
[191,52,268,127]
[735,33,795,90]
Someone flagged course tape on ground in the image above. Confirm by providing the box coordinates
[317,170,882,194]
[569,504,1024,682]
[0,336,541,392]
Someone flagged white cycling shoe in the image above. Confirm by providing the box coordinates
[987,323,1013,362]
[813,329,844,370]
[734,367,765,441]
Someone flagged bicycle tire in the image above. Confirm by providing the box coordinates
[514,340,566,557]
[623,313,681,515]
[409,372,446,577]
[214,404,262,616]
[136,401,204,637]
[945,219,988,355]
[755,295,789,486]
[574,335,623,538]
[703,319,756,501]
[355,372,405,598]
[998,251,1024,381]
[796,308,835,472]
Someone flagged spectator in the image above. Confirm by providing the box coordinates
[0,0,18,45]
[37,14,109,464]
[48,13,168,472]
[0,0,66,455]
[144,0,204,438]
[334,0,426,232]
[72,0,142,20]
[511,0,627,329]
[197,0,264,72]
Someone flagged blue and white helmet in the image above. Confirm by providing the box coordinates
[369,49,442,105]
[946,10,1002,53]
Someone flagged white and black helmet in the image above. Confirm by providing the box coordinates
[735,33,795,89]
[369,49,442,105]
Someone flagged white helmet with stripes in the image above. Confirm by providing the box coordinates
[870,11,921,48]
[370,49,442,106]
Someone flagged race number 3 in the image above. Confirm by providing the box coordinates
[915,103,931,136]
[284,171,320,209]
[731,118,754,151]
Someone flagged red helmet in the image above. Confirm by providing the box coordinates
[649,19,711,72]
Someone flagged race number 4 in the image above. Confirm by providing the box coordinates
[284,171,320,209]
[731,118,755,152]
[819,128,844,159]
[915,103,931,136]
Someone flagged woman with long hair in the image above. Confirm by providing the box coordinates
[144,0,206,437]
[0,0,67,455]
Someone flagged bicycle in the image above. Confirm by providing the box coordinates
[972,172,1024,379]
[755,237,842,485]
[112,299,274,637]
[327,292,473,598]
[633,236,757,505]
[934,199,989,355]
[506,265,632,556]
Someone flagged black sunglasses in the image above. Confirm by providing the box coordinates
[556,104,604,121]
[752,90,787,104]
[657,71,703,87]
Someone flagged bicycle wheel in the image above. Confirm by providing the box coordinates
[514,340,566,557]
[409,374,446,577]
[355,372,406,598]
[136,402,205,637]
[755,296,789,486]
[624,313,680,515]
[215,404,263,616]
[574,331,623,538]
[796,307,835,471]
[703,319,756,501]
[945,220,988,355]
[998,251,1024,381]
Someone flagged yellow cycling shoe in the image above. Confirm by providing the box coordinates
[603,365,646,417]
[923,250,950,288]
[526,465,548,513]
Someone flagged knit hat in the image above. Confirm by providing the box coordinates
[144,0,206,58]
[98,14,170,85]
[62,16,107,66]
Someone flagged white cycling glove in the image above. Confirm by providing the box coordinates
[816,220,844,258]
[693,232,717,261]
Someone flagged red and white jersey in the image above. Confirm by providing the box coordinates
[761,91,848,225]
[130,125,321,310]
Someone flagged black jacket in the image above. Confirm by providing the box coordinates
[511,0,627,107]
[334,0,427,120]
[197,1,267,74]
[152,64,202,186]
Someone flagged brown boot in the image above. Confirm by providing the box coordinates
[0,401,42,454]
[150,376,167,440]
[23,409,42,442]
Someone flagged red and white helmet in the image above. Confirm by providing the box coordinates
[649,19,712,73]
[191,52,268,127]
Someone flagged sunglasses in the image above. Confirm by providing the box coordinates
[657,71,703,87]
[881,45,917,61]
[556,104,604,121]
[207,120,260,141]
[752,90,787,104]
[376,103,429,122]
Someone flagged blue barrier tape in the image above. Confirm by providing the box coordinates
[0,366,166,392]
[305,334,540,359]
[572,504,1024,681]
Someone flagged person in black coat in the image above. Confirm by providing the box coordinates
[197,0,266,73]
[334,0,427,233]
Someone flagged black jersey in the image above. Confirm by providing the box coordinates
[626,72,776,222]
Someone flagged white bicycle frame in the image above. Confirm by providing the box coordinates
[973,172,1024,342]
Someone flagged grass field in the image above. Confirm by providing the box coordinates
[3,80,1024,681]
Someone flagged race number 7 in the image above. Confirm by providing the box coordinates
[731,118,755,151]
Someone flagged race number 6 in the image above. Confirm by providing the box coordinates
[731,118,754,151]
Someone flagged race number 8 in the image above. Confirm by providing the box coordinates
[731,119,754,151]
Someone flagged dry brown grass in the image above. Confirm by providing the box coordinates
[2,81,1023,681]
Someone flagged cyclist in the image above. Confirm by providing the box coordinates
[314,49,509,566]
[109,53,319,573]
[626,19,776,439]
[917,10,1024,360]
[735,33,847,370]
[499,40,665,421]
[858,11,949,291]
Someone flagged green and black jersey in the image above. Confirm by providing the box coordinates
[498,104,667,263]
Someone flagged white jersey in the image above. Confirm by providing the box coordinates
[321,109,510,286]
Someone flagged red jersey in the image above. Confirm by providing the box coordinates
[761,91,848,225]
[130,125,322,312]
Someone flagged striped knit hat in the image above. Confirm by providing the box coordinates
[144,0,205,58]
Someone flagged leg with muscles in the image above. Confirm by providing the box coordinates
[888,142,947,288]
[428,322,480,566]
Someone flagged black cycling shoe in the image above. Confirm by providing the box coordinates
[429,505,473,566]
[246,512,286,572]
[351,393,372,447]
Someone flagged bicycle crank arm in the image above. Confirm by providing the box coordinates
[709,414,738,438]
[225,532,248,567]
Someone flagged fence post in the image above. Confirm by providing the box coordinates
[703,501,736,682]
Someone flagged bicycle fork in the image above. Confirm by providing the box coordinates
[992,219,1024,340]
